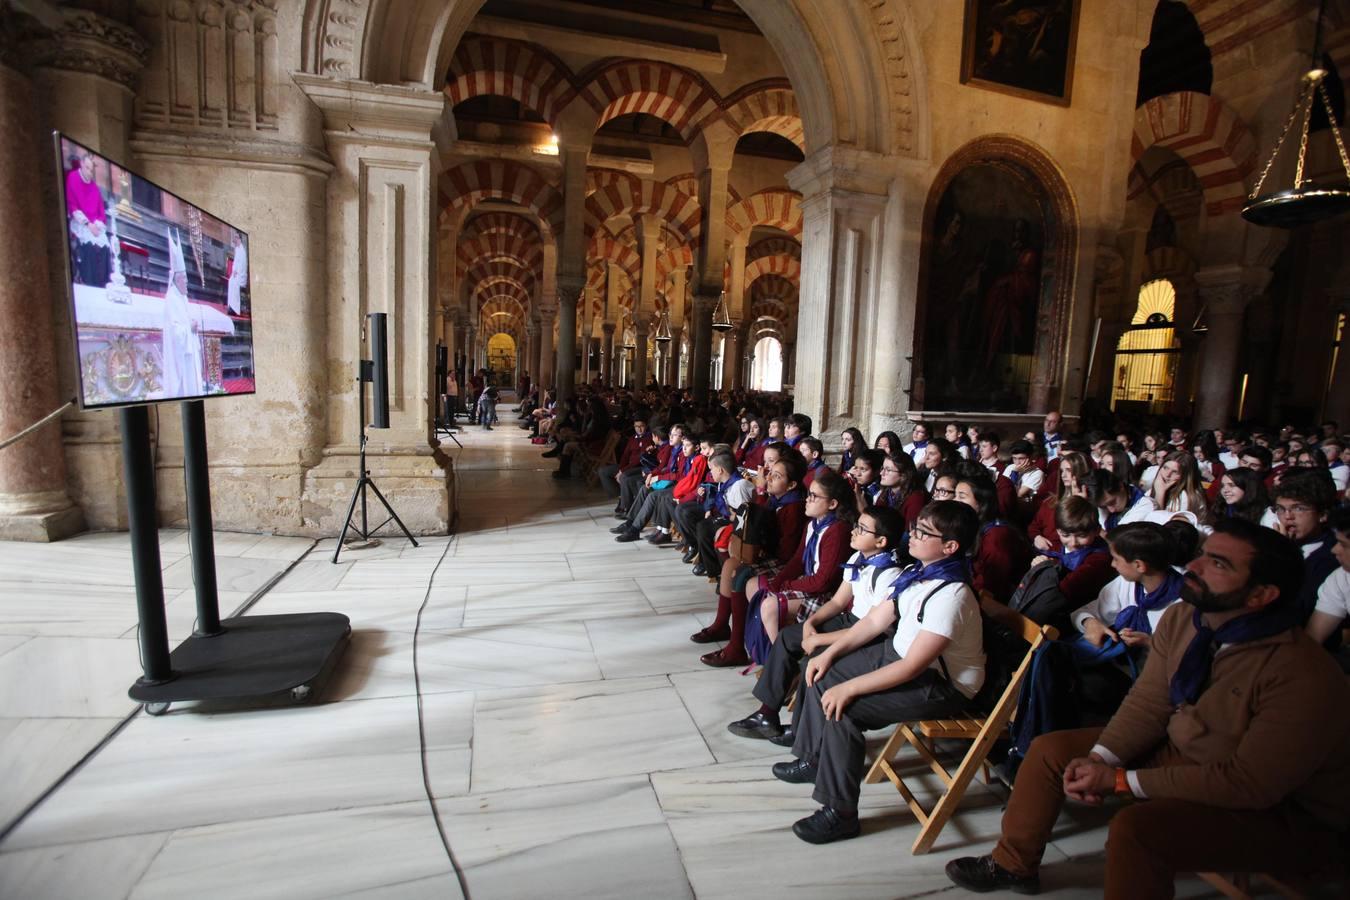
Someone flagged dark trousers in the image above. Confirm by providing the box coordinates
[992,728,1344,900]
[618,468,645,509]
[752,614,857,715]
[792,641,969,812]
[626,486,667,529]
[694,516,731,571]
[671,499,704,537]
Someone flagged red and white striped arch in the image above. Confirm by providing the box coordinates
[586,169,643,198]
[442,160,564,237]
[455,232,543,280]
[462,211,541,244]
[465,265,534,303]
[589,236,642,281]
[746,236,801,264]
[726,189,803,238]
[579,60,722,141]
[1130,91,1258,217]
[584,180,702,247]
[744,254,801,290]
[444,35,575,128]
[750,273,799,304]
[723,80,805,151]
[662,172,742,204]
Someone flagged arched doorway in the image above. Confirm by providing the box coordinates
[751,335,783,391]
[486,332,516,385]
[1111,279,1181,416]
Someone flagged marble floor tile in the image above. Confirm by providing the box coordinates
[470,675,714,793]
[265,560,353,593]
[239,535,321,561]
[337,558,446,591]
[129,801,460,900]
[248,587,458,634]
[2,691,474,850]
[187,531,266,558]
[0,636,142,718]
[161,555,290,594]
[584,612,718,679]
[667,669,785,765]
[325,622,600,700]
[636,574,722,615]
[460,578,653,627]
[430,558,573,590]
[0,634,32,661]
[0,717,126,828]
[0,833,170,900]
[433,776,691,900]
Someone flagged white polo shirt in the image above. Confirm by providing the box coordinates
[1314,567,1350,623]
[842,552,906,620]
[1072,573,1183,634]
[892,578,985,700]
[1003,463,1044,494]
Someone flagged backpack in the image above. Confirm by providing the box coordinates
[1008,558,1072,629]
[1005,640,1083,772]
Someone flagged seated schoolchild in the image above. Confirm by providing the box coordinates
[848,448,886,512]
[873,449,927,527]
[918,438,960,493]
[953,466,1033,605]
[1271,468,1340,638]
[1029,451,1092,552]
[1004,440,1045,499]
[727,506,909,742]
[694,453,808,665]
[784,413,812,448]
[1307,507,1350,670]
[772,501,986,844]
[874,430,903,458]
[744,469,855,652]
[612,430,694,541]
[944,421,973,459]
[839,427,865,474]
[1086,469,1156,532]
[598,415,654,508]
[902,423,931,465]
[1320,436,1347,491]
[659,435,717,547]
[687,450,756,578]
[798,437,830,489]
[736,417,765,468]
[1012,496,1115,632]
[946,519,1350,898]
[976,432,1003,478]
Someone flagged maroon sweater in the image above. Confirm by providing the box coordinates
[768,498,807,564]
[973,522,1034,605]
[769,517,850,597]
[1060,544,1115,610]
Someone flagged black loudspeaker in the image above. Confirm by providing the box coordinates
[435,343,448,381]
[367,312,390,429]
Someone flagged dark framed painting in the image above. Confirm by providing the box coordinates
[960,0,1080,106]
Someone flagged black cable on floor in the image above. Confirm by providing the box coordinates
[414,536,472,899]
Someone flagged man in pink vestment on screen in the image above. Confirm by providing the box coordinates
[65,151,111,287]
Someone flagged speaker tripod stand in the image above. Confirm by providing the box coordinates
[333,364,420,563]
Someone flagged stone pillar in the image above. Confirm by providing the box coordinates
[555,280,581,398]
[721,326,741,391]
[0,37,85,540]
[1193,266,1262,430]
[634,318,650,388]
[537,306,556,391]
[601,322,615,387]
[690,293,716,397]
[787,147,893,432]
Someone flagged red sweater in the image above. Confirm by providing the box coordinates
[616,432,655,472]
[802,461,831,490]
[1060,546,1115,610]
[1027,499,1061,552]
[994,473,1018,520]
[673,454,709,503]
[972,522,1034,605]
[769,518,850,597]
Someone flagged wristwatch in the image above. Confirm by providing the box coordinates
[1114,767,1130,796]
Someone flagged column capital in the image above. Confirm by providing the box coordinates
[25,8,148,89]
[294,74,446,145]
[601,321,616,335]
[787,145,895,205]
[1195,265,1269,314]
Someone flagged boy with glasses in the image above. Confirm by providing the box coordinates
[772,501,985,844]
[1271,468,1340,637]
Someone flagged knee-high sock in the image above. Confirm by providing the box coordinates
[727,590,749,655]
[709,592,732,632]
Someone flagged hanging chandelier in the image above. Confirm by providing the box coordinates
[654,307,672,343]
[711,291,733,332]
[1241,0,1350,228]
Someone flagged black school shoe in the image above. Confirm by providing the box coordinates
[772,758,817,784]
[614,529,642,543]
[944,855,1040,895]
[768,726,795,747]
[792,806,860,844]
[727,711,782,740]
[609,523,631,534]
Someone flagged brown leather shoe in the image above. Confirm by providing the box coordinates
[701,647,749,667]
[690,625,730,644]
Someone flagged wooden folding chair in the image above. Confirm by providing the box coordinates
[862,607,1056,854]
[580,430,620,486]
[1196,872,1305,899]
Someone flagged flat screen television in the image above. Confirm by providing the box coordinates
[53,133,256,410]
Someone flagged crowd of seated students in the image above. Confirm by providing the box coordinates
[514,390,1350,894]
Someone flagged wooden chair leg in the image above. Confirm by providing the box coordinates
[864,728,905,784]
[1197,873,1252,900]
[910,726,1007,854]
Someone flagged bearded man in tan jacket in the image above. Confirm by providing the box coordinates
[946,517,1350,898]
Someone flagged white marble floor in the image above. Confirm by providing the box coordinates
[0,417,1230,898]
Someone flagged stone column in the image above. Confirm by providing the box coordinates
[555,280,581,398]
[601,322,615,387]
[522,318,538,387]
[721,326,741,391]
[537,306,556,391]
[689,293,716,397]
[0,32,86,540]
[787,147,893,433]
[1193,266,1262,430]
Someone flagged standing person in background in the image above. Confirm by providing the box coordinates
[226,229,248,315]
[65,150,110,287]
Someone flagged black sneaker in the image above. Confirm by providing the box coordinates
[791,806,860,844]
[944,855,1040,895]
[772,758,817,784]
[727,711,782,740]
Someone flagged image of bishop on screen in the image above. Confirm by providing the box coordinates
[58,135,256,408]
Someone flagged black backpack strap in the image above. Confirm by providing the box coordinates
[898,578,970,685]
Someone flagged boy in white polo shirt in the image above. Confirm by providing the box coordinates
[772,500,985,844]
[1307,507,1350,670]
[727,506,910,743]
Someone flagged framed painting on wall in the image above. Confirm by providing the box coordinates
[960,0,1080,106]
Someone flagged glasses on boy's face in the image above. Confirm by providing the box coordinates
[931,486,955,498]
[852,522,876,535]
[911,525,942,541]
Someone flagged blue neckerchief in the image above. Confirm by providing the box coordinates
[911,439,929,452]
[841,550,899,582]
[863,482,882,503]
[888,555,971,600]
[874,487,900,509]
[1105,486,1144,531]
[808,459,825,472]
[786,435,802,447]
[1009,469,1022,488]
[1049,539,1106,572]
[1170,605,1296,707]
[678,453,693,476]
[841,450,856,471]
[1114,569,1185,635]
[980,519,1006,536]
[713,472,744,518]
[803,513,837,577]
[768,489,802,510]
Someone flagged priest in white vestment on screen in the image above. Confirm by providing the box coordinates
[226,229,248,315]
[160,227,204,398]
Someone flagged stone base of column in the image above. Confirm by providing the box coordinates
[300,448,455,537]
[0,491,86,542]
